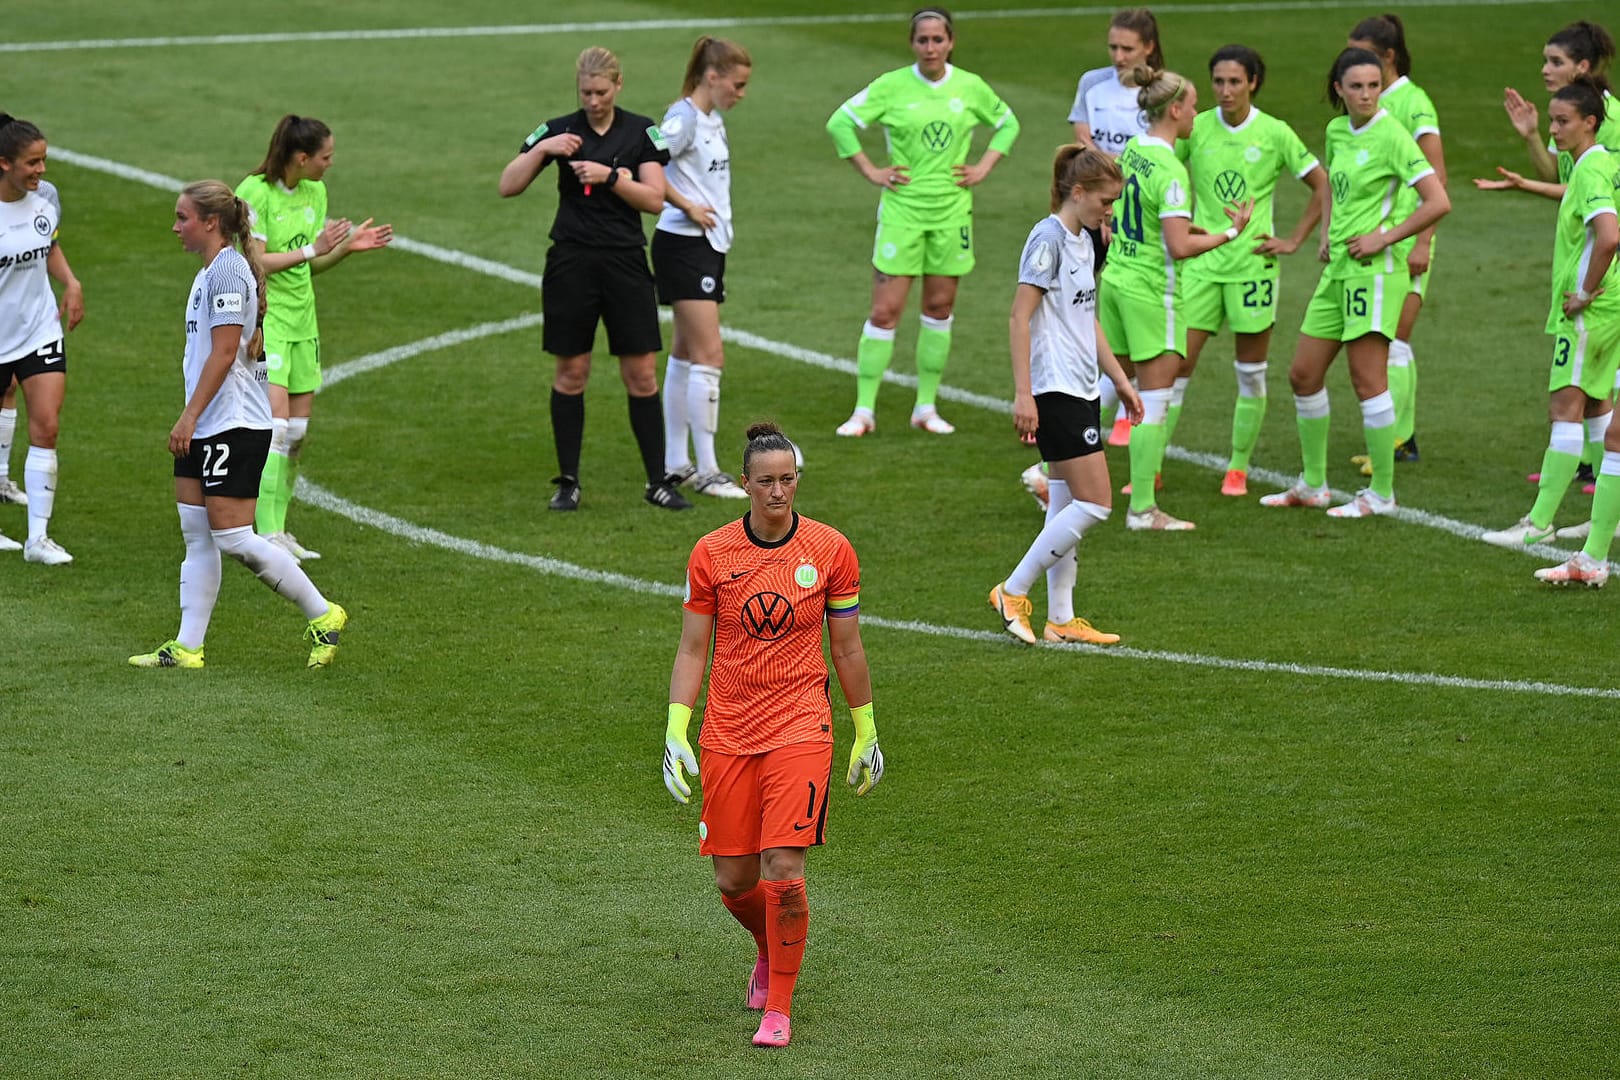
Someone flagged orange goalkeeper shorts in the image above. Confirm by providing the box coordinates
[698,741,833,856]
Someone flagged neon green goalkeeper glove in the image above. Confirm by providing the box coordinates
[663,702,699,804]
[846,702,884,796]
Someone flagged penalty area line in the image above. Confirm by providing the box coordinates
[295,476,1620,700]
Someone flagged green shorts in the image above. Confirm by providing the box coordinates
[1098,281,1184,361]
[1299,272,1406,343]
[1548,313,1620,399]
[872,216,975,277]
[264,336,322,394]
[1183,272,1279,335]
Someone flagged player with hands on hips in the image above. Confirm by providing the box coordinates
[664,421,881,1048]
[827,6,1020,438]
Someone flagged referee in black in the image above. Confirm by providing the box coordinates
[500,45,691,511]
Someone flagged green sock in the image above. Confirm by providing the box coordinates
[279,449,301,532]
[1164,400,1184,448]
[1128,421,1165,513]
[1363,422,1397,500]
[1529,446,1581,529]
[1229,395,1266,471]
[914,317,952,410]
[256,452,286,534]
[1299,414,1331,489]
[854,325,894,413]
[1584,471,1620,562]
[1389,360,1415,445]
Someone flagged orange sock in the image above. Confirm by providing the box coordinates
[719,883,768,959]
[760,877,808,1016]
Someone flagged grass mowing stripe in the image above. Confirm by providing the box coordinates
[0,0,1576,52]
[56,144,1596,568]
[295,475,1620,700]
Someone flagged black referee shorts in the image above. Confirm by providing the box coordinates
[652,230,727,305]
[542,243,662,358]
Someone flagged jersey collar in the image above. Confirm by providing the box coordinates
[1138,134,1174,151]
[743,511,800,548]
[1379,75,1410,100]
[1575,143,1608,169]
[910,62,954,88]
[1218,105,1259,134]
[1348,108,1389,136]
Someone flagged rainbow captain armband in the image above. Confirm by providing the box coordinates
[827,592,860,619]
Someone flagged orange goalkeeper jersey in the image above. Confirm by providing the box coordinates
[684,512,862,755]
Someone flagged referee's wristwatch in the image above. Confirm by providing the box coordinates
[603,167,621,189]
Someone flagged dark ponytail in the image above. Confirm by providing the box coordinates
[252,114,332,186]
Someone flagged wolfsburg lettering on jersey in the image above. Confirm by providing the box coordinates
[1118,146,1156,179]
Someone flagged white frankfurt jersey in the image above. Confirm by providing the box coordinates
[655,97,734,252]
[0,190,62,363]
[182,247,270,438]
[1068,66,1148,157]
[1018,215,1102,400]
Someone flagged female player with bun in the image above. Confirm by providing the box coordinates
[0,114,84,563]
[1176,45,1326,498]
[1259,47,1450,519]
[129,181,346,670]
[1481,82,1620,563]
[656,36,752,501]
[990,145,1139,646]
[827,6,1020,438]
[663,421,884,1048]
[501,46,689,512]
[1100,65,1252,532]
[237,114,392,561]
[1346,14,1445,465]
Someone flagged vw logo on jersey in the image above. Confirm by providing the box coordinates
[1244,146,1263,164]
[33,215,50,236]
[700,275,716,294]
[1331,172,1350,204]
[921,120,953,152]
[740,592,795,640]
[1213,170,1248,202]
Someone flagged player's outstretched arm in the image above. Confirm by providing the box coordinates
[663,609,713,804]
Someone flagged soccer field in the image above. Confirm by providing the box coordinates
[4,1,1619,1076]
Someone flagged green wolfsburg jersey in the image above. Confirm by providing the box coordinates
[827,63,1019,226]
[1322,110,1434,279]
[1549,145,1620,331]
[1104,135,1192,298]
[234,173,328,342]
[1177,106,1318,281]
[1379,77,1440,259]
[1553,91,1620,184]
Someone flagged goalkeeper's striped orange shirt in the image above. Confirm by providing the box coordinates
[684,512,861,755]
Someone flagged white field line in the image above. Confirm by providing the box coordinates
[57,144,1590,566]
[1,0,1574,53]
[296,476,1620,700]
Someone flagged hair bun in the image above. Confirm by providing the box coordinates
[746,421,783,441]
[1127,64,1160,87]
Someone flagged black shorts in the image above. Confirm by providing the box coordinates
[0,338,67,382]
[1034,392,1104,463]
[652,230,727,304]
[542,243,662,357]
[173,426,272,498]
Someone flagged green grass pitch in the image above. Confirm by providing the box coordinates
[2,1,1618,1076]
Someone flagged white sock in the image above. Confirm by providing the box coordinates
[1549,420,1584,458]
[1294,389,1331,420]
[211,525,328,620]
[177,503,221,650]
[1138,388,1172,426]
[1388,338,1414,367]
[1043,479,1077,624]
[0,407,15,480]
[1234,361,1267,399]
[662,356,692,472]
[1006,497,1110,597]
[24,445,56,542]
[1170,376,1190,410]
[1359,390,1396,430]
[688,363,722,475]
[286,417,309,468]
[1586,411,1612,447]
